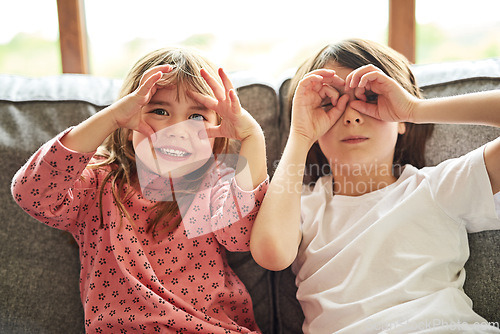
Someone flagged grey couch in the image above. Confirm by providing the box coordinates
[1,58,500,333]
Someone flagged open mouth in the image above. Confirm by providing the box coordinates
[155,146,192,160]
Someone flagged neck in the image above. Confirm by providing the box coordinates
[331,162,398,196]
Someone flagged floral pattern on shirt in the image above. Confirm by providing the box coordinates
[12,131,268,333]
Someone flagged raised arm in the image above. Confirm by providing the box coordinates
[251,70,348,271]
[348,64,500,194]
[194,68,267,191]
[60,65,172,152]
[414,91,500,194]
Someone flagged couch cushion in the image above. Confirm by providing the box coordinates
[0,104,98,334]
[0,74,122,105]
[0,74,117,333]
[229,74,280,333]
[412,58,500,87]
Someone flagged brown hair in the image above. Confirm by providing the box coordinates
[89,47,229,236]
[287,38,434,184]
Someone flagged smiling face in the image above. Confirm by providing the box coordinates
[318,62,406,170]
[132,85,218,179]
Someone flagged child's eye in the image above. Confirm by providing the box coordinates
[321,103,333,111]
[189,114,206,121]
[321,98,333,111]
[365,91,378,104]
[151,109,169,116]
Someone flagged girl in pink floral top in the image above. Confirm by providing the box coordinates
[11,47,268,333]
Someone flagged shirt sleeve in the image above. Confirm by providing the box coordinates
[11,129,98,235]
[424,145,500,232]
[209,167,269,252]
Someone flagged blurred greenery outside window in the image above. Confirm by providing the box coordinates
[1,0,499,78]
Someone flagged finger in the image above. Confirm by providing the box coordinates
[327,74,346,90]
[137,121,156,140]
[140,65,174,86]
[350,99,379,119]
[304,71,344,91]
[203,124,223,139]
[200,68,225,101]
[327,93,349,124]
[319,84,341,102]
[344,71,354,91]
[188,90,219,111]
[336,93,349,111]
[228,89,241,114]
[308,69,336,78]
[357,71,380,89]
[218,68,234,92]
[311,70,345,89]
[136,71,162,96]
[298,74,324,92]
[346,64,381,89]
[354,86,367,102]
[150,64,175,76]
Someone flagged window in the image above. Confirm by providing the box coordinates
[1,0,499,77]
[416,0,500,63]
[82,0,388,79]
[0,1,60,76]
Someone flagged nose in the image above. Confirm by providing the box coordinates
[162,119,190,140]
[342,104,364,126]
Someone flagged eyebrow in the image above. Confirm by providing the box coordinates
[149,100,210,112]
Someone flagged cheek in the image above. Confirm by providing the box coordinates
[132,131,153,158]
[194,137,214,159]
[380,122,401,142]
[317,134,340,161]
[132,131,147,152]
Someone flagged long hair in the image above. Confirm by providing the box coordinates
[287,38,434,184]
[89,47,229,236]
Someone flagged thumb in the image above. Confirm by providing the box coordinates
[350,100,379,119]
[199,125,222,139]
[327,93,348,124]
[137,122,156,141]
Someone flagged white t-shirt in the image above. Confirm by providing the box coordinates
[293,146,500,334]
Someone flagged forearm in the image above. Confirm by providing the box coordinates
[11,133,95,230]
[250,134,310,271]
[60,106,119,153]
[235,124,268,191]
[412,90,500,127]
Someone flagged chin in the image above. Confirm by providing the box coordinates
[159,158,211,179]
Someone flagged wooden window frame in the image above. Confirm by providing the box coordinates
[388,0,416,63]
[57,0,89,74]
[56,0,416,74]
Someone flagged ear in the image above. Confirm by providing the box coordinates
[397,122,406,135]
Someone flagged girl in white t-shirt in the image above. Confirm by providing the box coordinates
[251,38,500,333]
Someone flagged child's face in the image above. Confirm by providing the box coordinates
[318,62,406,170]
[132,85,218,178]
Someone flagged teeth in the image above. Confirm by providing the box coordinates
[158,148,189,157]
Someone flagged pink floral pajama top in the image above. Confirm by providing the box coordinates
[11,131,268,333]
